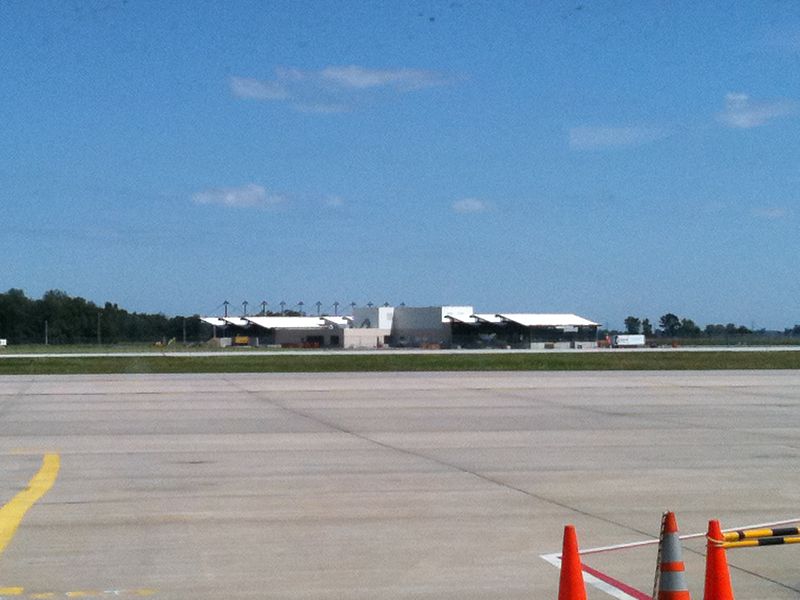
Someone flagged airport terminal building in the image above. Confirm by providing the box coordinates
[201,305,599,350]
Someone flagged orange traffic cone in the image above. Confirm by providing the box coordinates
[655,511,692,599]
[558,524,587,600]
[704,519,734,600]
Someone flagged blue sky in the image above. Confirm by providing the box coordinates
[2,1,799,329]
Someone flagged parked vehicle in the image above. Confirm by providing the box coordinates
[612,334,646,348]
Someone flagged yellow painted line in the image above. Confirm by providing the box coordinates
[0,587,24,595]
[29,594,55,599]
[0,454,60,554]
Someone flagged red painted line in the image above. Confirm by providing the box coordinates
[581,562,651,600]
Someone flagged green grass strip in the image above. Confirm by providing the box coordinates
[1,351,800,375]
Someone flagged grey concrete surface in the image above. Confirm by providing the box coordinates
[0,371,799,599]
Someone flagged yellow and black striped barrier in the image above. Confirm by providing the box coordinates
[722,526,800,542]
[714,526,800,549]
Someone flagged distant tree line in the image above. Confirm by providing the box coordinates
[621,313,800,339]
[0,289,210,345]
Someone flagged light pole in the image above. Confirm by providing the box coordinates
[261,300,268,315]
[242,300,248,316]
[223,300,230,318]
[315,301,322,315]
[280,301,286,315]
[297,301,304,315]
[333,301,340,316]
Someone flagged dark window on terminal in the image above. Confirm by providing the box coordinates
[306,335,324,347]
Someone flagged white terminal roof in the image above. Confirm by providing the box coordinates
[443,314,474,324]
[201,315,350,330]
[222,317,250,328]
[202,310,598,330]
[200,317,227,327]
[439,306,474,323]
[245,316,327,329]
[474,313,504,324]
[322,316,352,327]
[496,313,600,328]
[444,313,502,324]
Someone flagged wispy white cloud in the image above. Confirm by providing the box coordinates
[293,102,350,114]
[753,206,790,220]
[718,93,797,128]
[323,195,345,208]
[229,65,452,113]
[229,76,289,100]
[568,125,666,150]
[452,198,489,213]
[191,184,285,208]
[320,65,449,91]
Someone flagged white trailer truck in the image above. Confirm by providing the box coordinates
[612,334,646,348]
